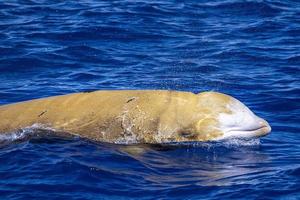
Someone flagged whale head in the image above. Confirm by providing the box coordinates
[191,92,271,141]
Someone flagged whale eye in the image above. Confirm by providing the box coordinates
[180,132,197,139]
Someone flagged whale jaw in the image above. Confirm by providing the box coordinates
[220,119,271,140]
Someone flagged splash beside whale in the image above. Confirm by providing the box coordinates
[0,90,271,144]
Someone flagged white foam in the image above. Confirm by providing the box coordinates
[0,124,55,142]
[220,138,261,147]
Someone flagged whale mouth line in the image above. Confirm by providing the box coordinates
[229,125,269,133]
[222,124,271,139]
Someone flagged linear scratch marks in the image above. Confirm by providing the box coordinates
[38,110,47,117]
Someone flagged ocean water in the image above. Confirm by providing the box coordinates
[0,0,299,199]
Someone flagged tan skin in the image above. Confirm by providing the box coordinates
[0,90,233,144]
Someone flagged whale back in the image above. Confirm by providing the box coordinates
[0,90,198,143]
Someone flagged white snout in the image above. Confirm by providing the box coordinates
[218,99,271,140]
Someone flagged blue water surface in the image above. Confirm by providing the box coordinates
[0,0,300,199]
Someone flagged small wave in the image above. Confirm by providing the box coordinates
[0,124,55,144]
[0,130,29,141]
[204,1,282,16]
[69,72,104,81]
